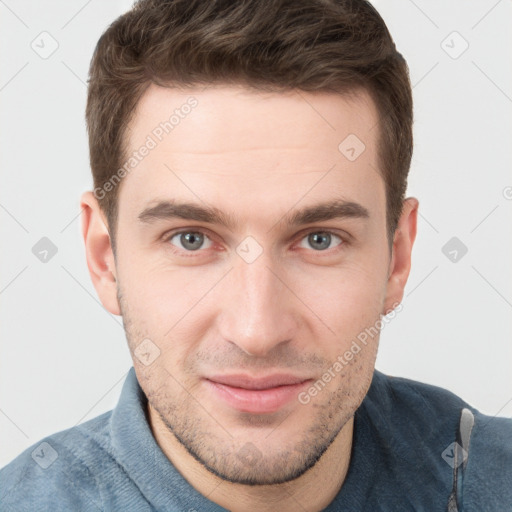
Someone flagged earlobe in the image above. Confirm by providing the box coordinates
[382,197,419,315]
[80,191,121,316]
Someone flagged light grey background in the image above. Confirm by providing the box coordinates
[1,0,511,467]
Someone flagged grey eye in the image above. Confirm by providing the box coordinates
[299,232,342,251]
[170,232,212,251]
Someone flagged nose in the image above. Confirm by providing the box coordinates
[217,251,298,357]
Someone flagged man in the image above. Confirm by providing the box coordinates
[1,0,510,510]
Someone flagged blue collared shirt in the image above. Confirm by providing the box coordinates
[1,367,511,511]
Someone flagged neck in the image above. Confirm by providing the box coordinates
[148,404,354,512]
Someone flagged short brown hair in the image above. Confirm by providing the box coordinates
[86,0,413,246]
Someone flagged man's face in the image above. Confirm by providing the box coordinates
[111,84,396,484]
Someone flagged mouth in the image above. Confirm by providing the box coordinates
[203,374,313,414]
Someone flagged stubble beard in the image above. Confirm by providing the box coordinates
[118,287,376,486]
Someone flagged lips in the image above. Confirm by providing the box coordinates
[204,373,312,414]
[207,374,309,390]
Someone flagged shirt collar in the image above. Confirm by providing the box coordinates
[110,367,226,511]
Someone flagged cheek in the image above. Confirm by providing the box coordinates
[118,255,225,357]
[118,247,201,312]
[118,271,203,385]
[296,261,388,340]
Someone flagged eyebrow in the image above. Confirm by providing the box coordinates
[137,199,369,229]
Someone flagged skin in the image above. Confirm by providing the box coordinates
[81,84,418,512]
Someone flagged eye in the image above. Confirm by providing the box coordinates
[298,231,343,251]
[168,231,213,251]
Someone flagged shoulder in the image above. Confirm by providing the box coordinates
[364,370,512,509]
[367,369,512,450]
[461,408,512,510]
[0,411,115,511]
[369,369,512,435]
[364,370,469,441]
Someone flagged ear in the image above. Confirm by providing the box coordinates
[80,191,121,316]
[382,197,419,315]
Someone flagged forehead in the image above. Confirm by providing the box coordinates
[118,84,384,224]
[128,83,378,152]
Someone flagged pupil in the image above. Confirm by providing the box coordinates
[181,232,203,250]
[309,232,331,250]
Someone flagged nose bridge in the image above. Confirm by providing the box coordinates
[219,252,295,357]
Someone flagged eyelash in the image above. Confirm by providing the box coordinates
[162,228,348,256]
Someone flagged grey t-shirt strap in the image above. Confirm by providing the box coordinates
[447,407,475,512]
